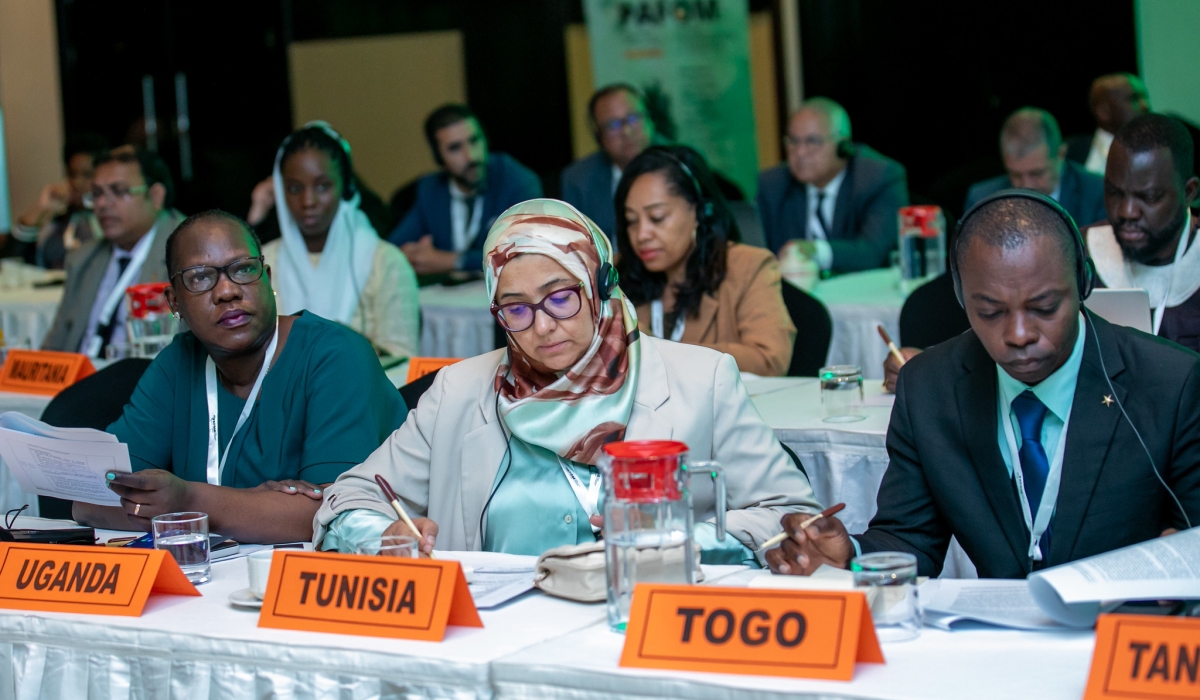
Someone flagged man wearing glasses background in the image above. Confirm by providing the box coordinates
[561,84,660,242]
[757,97,909,273]
[42,147,184,357]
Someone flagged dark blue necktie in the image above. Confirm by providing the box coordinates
[1011,390,1052,558]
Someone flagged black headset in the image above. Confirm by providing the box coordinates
[649,146,714,224]
[950,188,1095,307]
[596,261,618,301]
[835,139,857,160]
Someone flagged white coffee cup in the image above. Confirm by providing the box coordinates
[247,549,274,599]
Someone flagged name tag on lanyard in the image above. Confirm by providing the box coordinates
[205,322,279,485]
[557,458,601,534]
[650,300,685,342]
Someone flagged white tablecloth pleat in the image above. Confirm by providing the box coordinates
[419,282,496,359]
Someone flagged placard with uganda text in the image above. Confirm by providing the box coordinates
[0,543,199,616]
[620,584,884,681]
[257,550,482,641]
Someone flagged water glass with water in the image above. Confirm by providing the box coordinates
[151,512,211,584]
[820,365,865,423]
[356,535,418,558]
[851,551,921,642]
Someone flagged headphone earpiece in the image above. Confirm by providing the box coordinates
[836,140,857,160]
[596,262,618,301]
[950,188,1094,308]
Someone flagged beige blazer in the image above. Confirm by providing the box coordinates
[315,335,820,554]
[42,209,183,353]
[635,244,795,377]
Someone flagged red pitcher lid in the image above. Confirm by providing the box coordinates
[602,440,687,459]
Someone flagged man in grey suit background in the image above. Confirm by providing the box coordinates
[560,84,657,242]
[966,107,1106,228]
[43,147,183,358]
[757,97,909,273]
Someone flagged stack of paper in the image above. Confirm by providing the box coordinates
[0,412,131,506]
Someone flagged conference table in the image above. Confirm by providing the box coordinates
[0,518,1096,699]
[417,270,913,379]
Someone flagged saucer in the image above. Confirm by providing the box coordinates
[228,588,263,609]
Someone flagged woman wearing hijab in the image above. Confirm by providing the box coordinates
[74,210,407,543]
[262,122,420,359]
[314,199,819,564]
[617,145,795,376]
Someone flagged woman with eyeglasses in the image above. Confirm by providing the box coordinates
[260,122,419,360]
[616,145,795,377]
[314,199,819,564]
[72,210,407,543]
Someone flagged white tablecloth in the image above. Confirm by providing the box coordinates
[0,284,62,351]
[810,269,907,381]
[0,392,53,519]
[419,281,496,359]
[0,539,1094,700]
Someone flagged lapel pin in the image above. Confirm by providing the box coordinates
[1102,395,1114,407]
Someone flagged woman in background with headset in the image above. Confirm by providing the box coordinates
[314,199,819,563]
[616,146,795,376]
[262,123,420,360]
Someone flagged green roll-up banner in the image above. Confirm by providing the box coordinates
[584,0,759,198]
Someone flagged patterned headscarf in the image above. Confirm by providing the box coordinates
[483,199,641,465]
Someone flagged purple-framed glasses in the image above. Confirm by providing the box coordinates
[491,284,584,332]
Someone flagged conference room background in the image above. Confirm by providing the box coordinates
[3,0,1195,231]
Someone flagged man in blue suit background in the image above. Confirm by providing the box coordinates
[388,104,542,274]
[965,107,1106,229]
[560,84,657,242]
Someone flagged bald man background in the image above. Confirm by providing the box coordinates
[966,107,1106,227]
[756,97,909,273]
[1065,73,1151,175]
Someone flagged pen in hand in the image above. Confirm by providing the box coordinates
[374,474,435,558]
[757,503,847,552]
[877,325,907,367]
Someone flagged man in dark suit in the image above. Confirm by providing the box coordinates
[1065,73,1151,175]
[767,193,1200,578]
[966,107,1106,229]
[756,98,908,273]
[560,84,657,242]
[388,104,542,274]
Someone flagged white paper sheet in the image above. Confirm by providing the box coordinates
[1028,527,1200,626]
[921,579,1068,630]
[0,413,130,506]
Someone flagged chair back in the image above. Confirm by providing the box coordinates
[728,201,766,249]
[398,368,442,412]
[899,272,970,349]
[37,358,152,519]
[780,282,832,377]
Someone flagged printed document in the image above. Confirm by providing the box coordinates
[0,412,130,506]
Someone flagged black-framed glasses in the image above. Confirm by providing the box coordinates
[491,284,583,332]
[600,112,645,135]
[784,134,833,151]
[5,505,28,530]
[172,256,266,293]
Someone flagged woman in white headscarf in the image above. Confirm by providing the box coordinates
[314,199,820,565]
[261,122,419,359]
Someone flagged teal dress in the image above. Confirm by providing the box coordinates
[107,311,406,487]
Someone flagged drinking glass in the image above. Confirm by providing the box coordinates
[820,365,865,423]
[356,535,418,558]
[851,551,921,642]
[151,512,211,584]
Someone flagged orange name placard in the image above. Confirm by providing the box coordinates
[1084,614,1200,699]
[257,550,482,641]
[0,543,199,616]
[620,585,884,681]
[0,349,95,396]
[405,357,462,384]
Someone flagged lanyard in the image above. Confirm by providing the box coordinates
[557,457,602,534]
[86,227,157,358]
[1151,210,1191,336]
[1001,398,1072,561]
[205,321,279,486]
[650,300,685,342]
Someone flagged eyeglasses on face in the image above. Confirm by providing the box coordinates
[82,184,149,209]
[600,112,645,136]
[491,284,583,332]
[171,256,266,294]
[784,134,834,151]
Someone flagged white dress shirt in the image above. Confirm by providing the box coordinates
[82,227,156,353]
[448,181,484,254]
[1084,129,1115,176]
[804,167,845,271]
[611,164,623,196]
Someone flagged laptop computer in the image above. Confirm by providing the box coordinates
[1085,288,1153,333]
